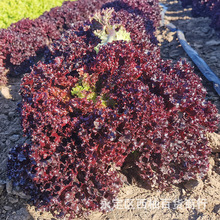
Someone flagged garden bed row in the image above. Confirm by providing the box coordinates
[2,0,219,219]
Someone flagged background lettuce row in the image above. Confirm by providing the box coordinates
[0,0,75,29]
[0,0,159,86]
[179,0,220,32]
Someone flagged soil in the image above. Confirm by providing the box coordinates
[0,0,219,219]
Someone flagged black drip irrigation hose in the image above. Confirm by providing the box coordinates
[160,3,220,95]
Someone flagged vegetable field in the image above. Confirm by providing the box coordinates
[0,0,219,219]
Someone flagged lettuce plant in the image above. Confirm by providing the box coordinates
[0,0,160,86]
[7,0,219,219]
[0,0,115,86]
[180,0,220,31]
[8,41,218,219]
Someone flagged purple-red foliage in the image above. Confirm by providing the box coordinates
[0,0,160,86]
[180,0,220,31]
[6,0,219,219]
[0,43,7,85]
[102,0,160,49]
[0,18,61,76]
[0,0,110,86]
[8,39,218,218]
[10,58,123,218]
[210,1,220,30]
[87,42,218,188]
